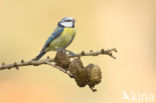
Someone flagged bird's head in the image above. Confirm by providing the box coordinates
[58,17,76,28]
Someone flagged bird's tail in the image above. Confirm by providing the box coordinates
[32,51,46,61]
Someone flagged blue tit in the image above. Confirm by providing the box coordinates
[32,17,76,60]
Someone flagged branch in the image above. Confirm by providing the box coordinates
[70,48,117,59]
[45,61,74,77]
[0,48,117,92]
[0,48,117,71]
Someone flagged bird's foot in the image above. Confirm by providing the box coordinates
[57,48,67,55]
[65,50,75,57]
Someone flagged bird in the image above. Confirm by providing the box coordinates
[32,17,76,61]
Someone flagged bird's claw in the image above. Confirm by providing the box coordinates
[68,51,75,57]
[57,48,67,55]
[65,50,75,57]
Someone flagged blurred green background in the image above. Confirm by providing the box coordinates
[0,0,155,103]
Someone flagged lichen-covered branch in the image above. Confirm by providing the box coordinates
[0,48,117,71]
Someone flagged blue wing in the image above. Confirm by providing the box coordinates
[31,26,64,61]
[41,26,64,52]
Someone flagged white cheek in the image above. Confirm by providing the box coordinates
[60,22,73,27]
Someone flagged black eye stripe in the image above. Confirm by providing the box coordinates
[65,20,72,22]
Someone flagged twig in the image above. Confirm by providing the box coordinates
[45,61,74,77]
[0,48,117,71]
[0,58,54,70]
[69,48,117,59]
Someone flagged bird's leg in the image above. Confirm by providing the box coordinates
[65,50,75,57]
[57,48,67,55]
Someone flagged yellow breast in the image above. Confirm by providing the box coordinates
[48,27,76,51]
